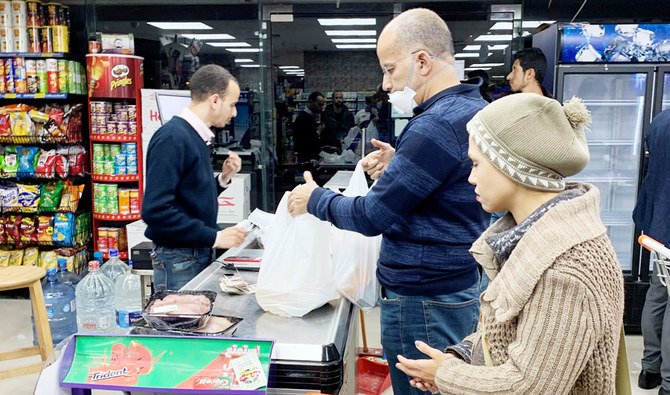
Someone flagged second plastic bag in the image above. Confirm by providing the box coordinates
[256,192,338,317]
[331,162,381,309]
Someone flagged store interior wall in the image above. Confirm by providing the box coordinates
[304,51,381,93]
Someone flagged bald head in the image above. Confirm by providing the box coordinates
[381,8,454,59]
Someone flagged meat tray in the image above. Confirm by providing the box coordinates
[141,290,217,330]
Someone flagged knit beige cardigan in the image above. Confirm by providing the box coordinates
[435,184,625,394]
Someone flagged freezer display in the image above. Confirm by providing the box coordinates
[562,72,646,271]
[663,72,670,111]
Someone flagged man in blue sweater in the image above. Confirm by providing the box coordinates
[634,107,670,394]
[287,8,489,395]
[143,64,247,291]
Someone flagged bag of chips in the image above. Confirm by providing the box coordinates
[19,216,36,244]
[2,147,18,177]
[39,250,57,270]
[0,182,19,211]
[59,183,84,212]
[37,215,53,245]
[39,181,63,212]
[17,146,39,178]
[9,249,23,266]
[5,214,20,244]
[22,246,38,266]
[35,149,57,178]
[17,184,40,213]
[53,212,74,246]
[0,250,10,267]
[10,112,35,137]
[0,114,10,137]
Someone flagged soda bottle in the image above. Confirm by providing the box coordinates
[56,258,81,286]
[75,260,115,333]
[42,268,77,344]
[113,260,143,329]
[100,249,128,284]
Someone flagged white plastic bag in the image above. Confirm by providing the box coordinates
[331,162,381,309]
[256,193,339,317]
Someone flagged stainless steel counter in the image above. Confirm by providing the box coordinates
[182,261,357,394]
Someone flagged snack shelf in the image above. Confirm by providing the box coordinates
[0,135,83,144]
[91,174,139,182]
[0,52,66,58]
[90,134,137,142]
[93,213,140,221]
[0,93,78,99]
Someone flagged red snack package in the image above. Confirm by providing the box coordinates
[6,214,21,245]
[0,216,6,245]
[20,216,37,245]
[55,155,68,178]
[48,107,64,127]
[37,215,53,245]
[0,114,10,136]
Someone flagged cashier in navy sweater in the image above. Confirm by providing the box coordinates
[143,64,247,292]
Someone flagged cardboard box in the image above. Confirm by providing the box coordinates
[217,173,251,224]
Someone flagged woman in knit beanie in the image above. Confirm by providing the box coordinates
[396,93,625,394]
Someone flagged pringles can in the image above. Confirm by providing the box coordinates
[35,58,45,92]
[26,0,39,26]
[39,25,51,52]
[26,25,38,52]
[0,1,12,27]
[11,25,27,52]
[10,0,26,27]
[51,24,66,52]
[56,58,66,92]
[45,57,57,93]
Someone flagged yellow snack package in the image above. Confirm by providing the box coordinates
[22,247,38,266]
[39,250,58,270]
[0,250,10,267]
[8,249,23,266]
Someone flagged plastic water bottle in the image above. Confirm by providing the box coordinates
[75,260,115,333]
[42,268,77,344]
[114,260,143,330]
[101,249,128,284]
[56,258,80,286]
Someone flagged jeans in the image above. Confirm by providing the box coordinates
[151,246,212,292]
[380,280,481,395]
[641,262,670,390]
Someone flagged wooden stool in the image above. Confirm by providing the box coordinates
[0,266,54,380]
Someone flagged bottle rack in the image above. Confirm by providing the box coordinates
[86,54,144,261]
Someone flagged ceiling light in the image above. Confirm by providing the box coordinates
[318,18,376,26]
[325,30,376,36]
[285,71,304,74]
[475,34,513,41]
[206,42,251,47]
[455,53,491,58]
[332,38,376,44]
[463,44,509,51]
[270,14,293,22]
[234,59,254,63]
[279,66,300,69]
[489,21,556,30]
[181,33,235,40]
[147,22,212,30]
[239,64,260,68]
[226,48,261,53]
[335,44,376,49]
[469,63,505,67]
[464,67,492,71]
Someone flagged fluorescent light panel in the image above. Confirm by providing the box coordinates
[475,34,513,41]
[325,30,376,36]
[234,59,254,63]
[279,66,300,69]
[464,67,492,71]
[318,18,376,26]
[181,33,235,40]
[336,44,376,49]
[239,64,260,68]
[490,21,556,30]
[148,22,212,30]
[332,38,376,44]
[455,53,491,58]
[226,48,261,53]
[469,63,505,67]
[206,42,251,47]
[463,44,509,51]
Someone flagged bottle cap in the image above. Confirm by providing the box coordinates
[109,249,119,257]
[57,258,67,268]
[88,260,100,270]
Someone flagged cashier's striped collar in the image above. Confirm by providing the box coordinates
[177,107,216,145]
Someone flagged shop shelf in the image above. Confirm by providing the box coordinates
[0,52,66,58]
[90,134,138,142]
[0,93,83,99]
[93,213,141,221]
[91,174,140,182]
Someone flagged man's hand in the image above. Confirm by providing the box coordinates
[395,341,448,390]
[361,139,395,180]
[213,226,247,249]
[221,152,242,185]
[287,171,319,217]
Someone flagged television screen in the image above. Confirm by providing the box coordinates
[155,91,191,125]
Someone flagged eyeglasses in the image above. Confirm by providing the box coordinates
[381,49,433,76]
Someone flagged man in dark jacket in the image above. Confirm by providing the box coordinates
[635,107,670,394]
[321,90,355,150]
[293,91,326,162]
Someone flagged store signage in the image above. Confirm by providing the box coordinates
[59,334,273,394]
[560,23,670,63]
[86,54,144,98]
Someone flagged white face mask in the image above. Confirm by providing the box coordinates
[387,55,453,116]
[388,86,418,115]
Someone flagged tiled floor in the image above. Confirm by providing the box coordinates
[0,298,661,394]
